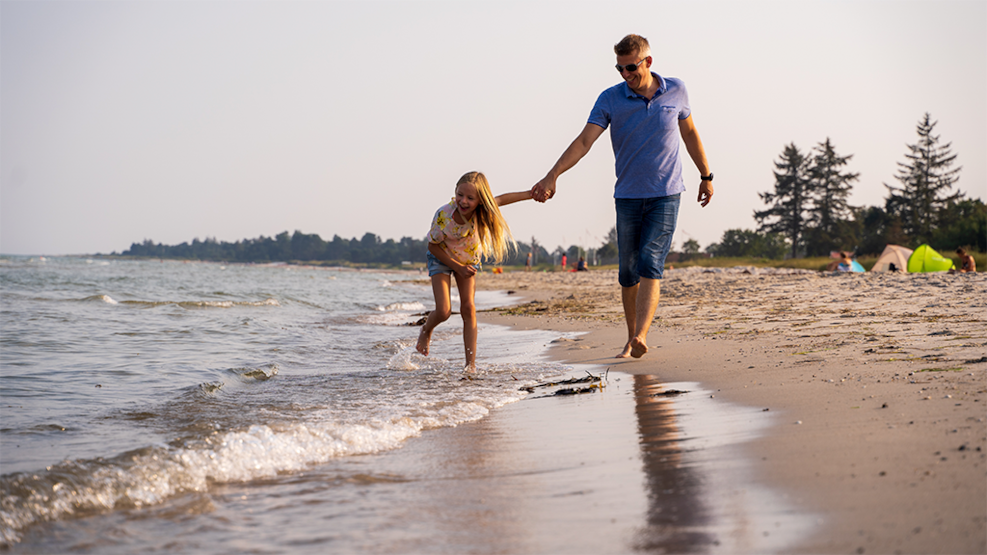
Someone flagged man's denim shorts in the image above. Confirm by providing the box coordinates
[614,194,681,287]
[426,251,480,277]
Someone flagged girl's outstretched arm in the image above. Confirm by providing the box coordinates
[495,190,533,207]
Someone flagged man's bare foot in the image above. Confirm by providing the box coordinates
[630,337,648,358]
[616,342,633,358]
[415,326,431,356]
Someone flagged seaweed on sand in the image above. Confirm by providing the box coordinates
[521,369,609,397]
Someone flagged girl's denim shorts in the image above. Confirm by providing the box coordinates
[426,251,480,277]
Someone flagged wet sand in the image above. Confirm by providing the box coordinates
[474,267,987,554]
[349,371,805,554]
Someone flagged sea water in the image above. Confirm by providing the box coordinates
[0,257,569,551]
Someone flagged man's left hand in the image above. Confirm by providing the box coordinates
[697,181,713,207]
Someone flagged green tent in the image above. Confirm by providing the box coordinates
[907,244,955,273]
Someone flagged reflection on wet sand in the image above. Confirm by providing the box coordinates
[340,370,800,554]
[632,374,716,552]
[364,374,649,554]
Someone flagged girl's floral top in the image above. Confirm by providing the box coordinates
[427,200,480,265]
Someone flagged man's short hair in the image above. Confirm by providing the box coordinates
[614,34,651,58]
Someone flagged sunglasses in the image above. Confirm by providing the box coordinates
[615,57,649,73]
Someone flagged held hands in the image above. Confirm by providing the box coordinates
[697,180,714,207]
[530,177,556,203]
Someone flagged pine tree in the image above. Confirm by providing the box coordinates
[805,138,858,255]
[755,143,811,258]
[885,113,963,244]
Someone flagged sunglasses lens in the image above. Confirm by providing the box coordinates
[615,62,640,73]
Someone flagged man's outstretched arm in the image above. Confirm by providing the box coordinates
[531,123,606,202]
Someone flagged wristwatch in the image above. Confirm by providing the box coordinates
[701,173,714,181]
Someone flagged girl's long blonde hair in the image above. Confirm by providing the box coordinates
[459,171,516,264]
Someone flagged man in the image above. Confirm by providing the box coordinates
[531,34,713,359]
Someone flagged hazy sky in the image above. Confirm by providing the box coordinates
[2,0,985,256]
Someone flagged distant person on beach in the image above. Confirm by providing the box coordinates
[838,252,854,272]
[525,252,532,271]
[828,251,853,272]
[531,33,713,359]
[561,253,567,270]
[825,251,854,272]
[416,171,533,372]
[950,247,976,274]
[577,256,587,271]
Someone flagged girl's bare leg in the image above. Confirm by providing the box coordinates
[454,272,477,371]
[416,274,452,356]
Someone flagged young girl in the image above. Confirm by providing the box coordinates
[415,171,532,372]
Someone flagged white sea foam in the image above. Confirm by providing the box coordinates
[172,298,280,309]
[81,294,118,304]
[0,389,527,546]
[361,300,427,326]
[387,347,423,370]
[376,301,426,312]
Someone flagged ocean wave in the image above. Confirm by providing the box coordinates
[75,298,282,309]
[170,298,282,309]
[361,312,427,326]
[376,301,426,312]
[359,301,428,326]
[81,294,118,304]
[227,364,279,381]
[0,392,518,546]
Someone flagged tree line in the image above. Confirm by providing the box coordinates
[120,231,557,267]
[704,113,985,259]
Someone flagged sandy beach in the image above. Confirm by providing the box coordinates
[473,267,987,554]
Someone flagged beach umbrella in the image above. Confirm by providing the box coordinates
[907,244,955,273]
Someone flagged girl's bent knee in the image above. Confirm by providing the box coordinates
[434,308,452,322]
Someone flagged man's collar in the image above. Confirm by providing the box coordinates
[623,72,667,99]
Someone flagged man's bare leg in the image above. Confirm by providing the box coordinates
[628,278,661,358]
[617,284,638,358]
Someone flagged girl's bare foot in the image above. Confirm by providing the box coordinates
[415,326,431,356]
[616,342,632,358]
[463,362,477,373]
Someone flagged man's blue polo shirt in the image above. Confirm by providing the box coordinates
[587,73,691,199]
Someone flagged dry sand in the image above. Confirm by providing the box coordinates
[475,267,987,554]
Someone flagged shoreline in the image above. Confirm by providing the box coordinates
[476,267,987,554]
